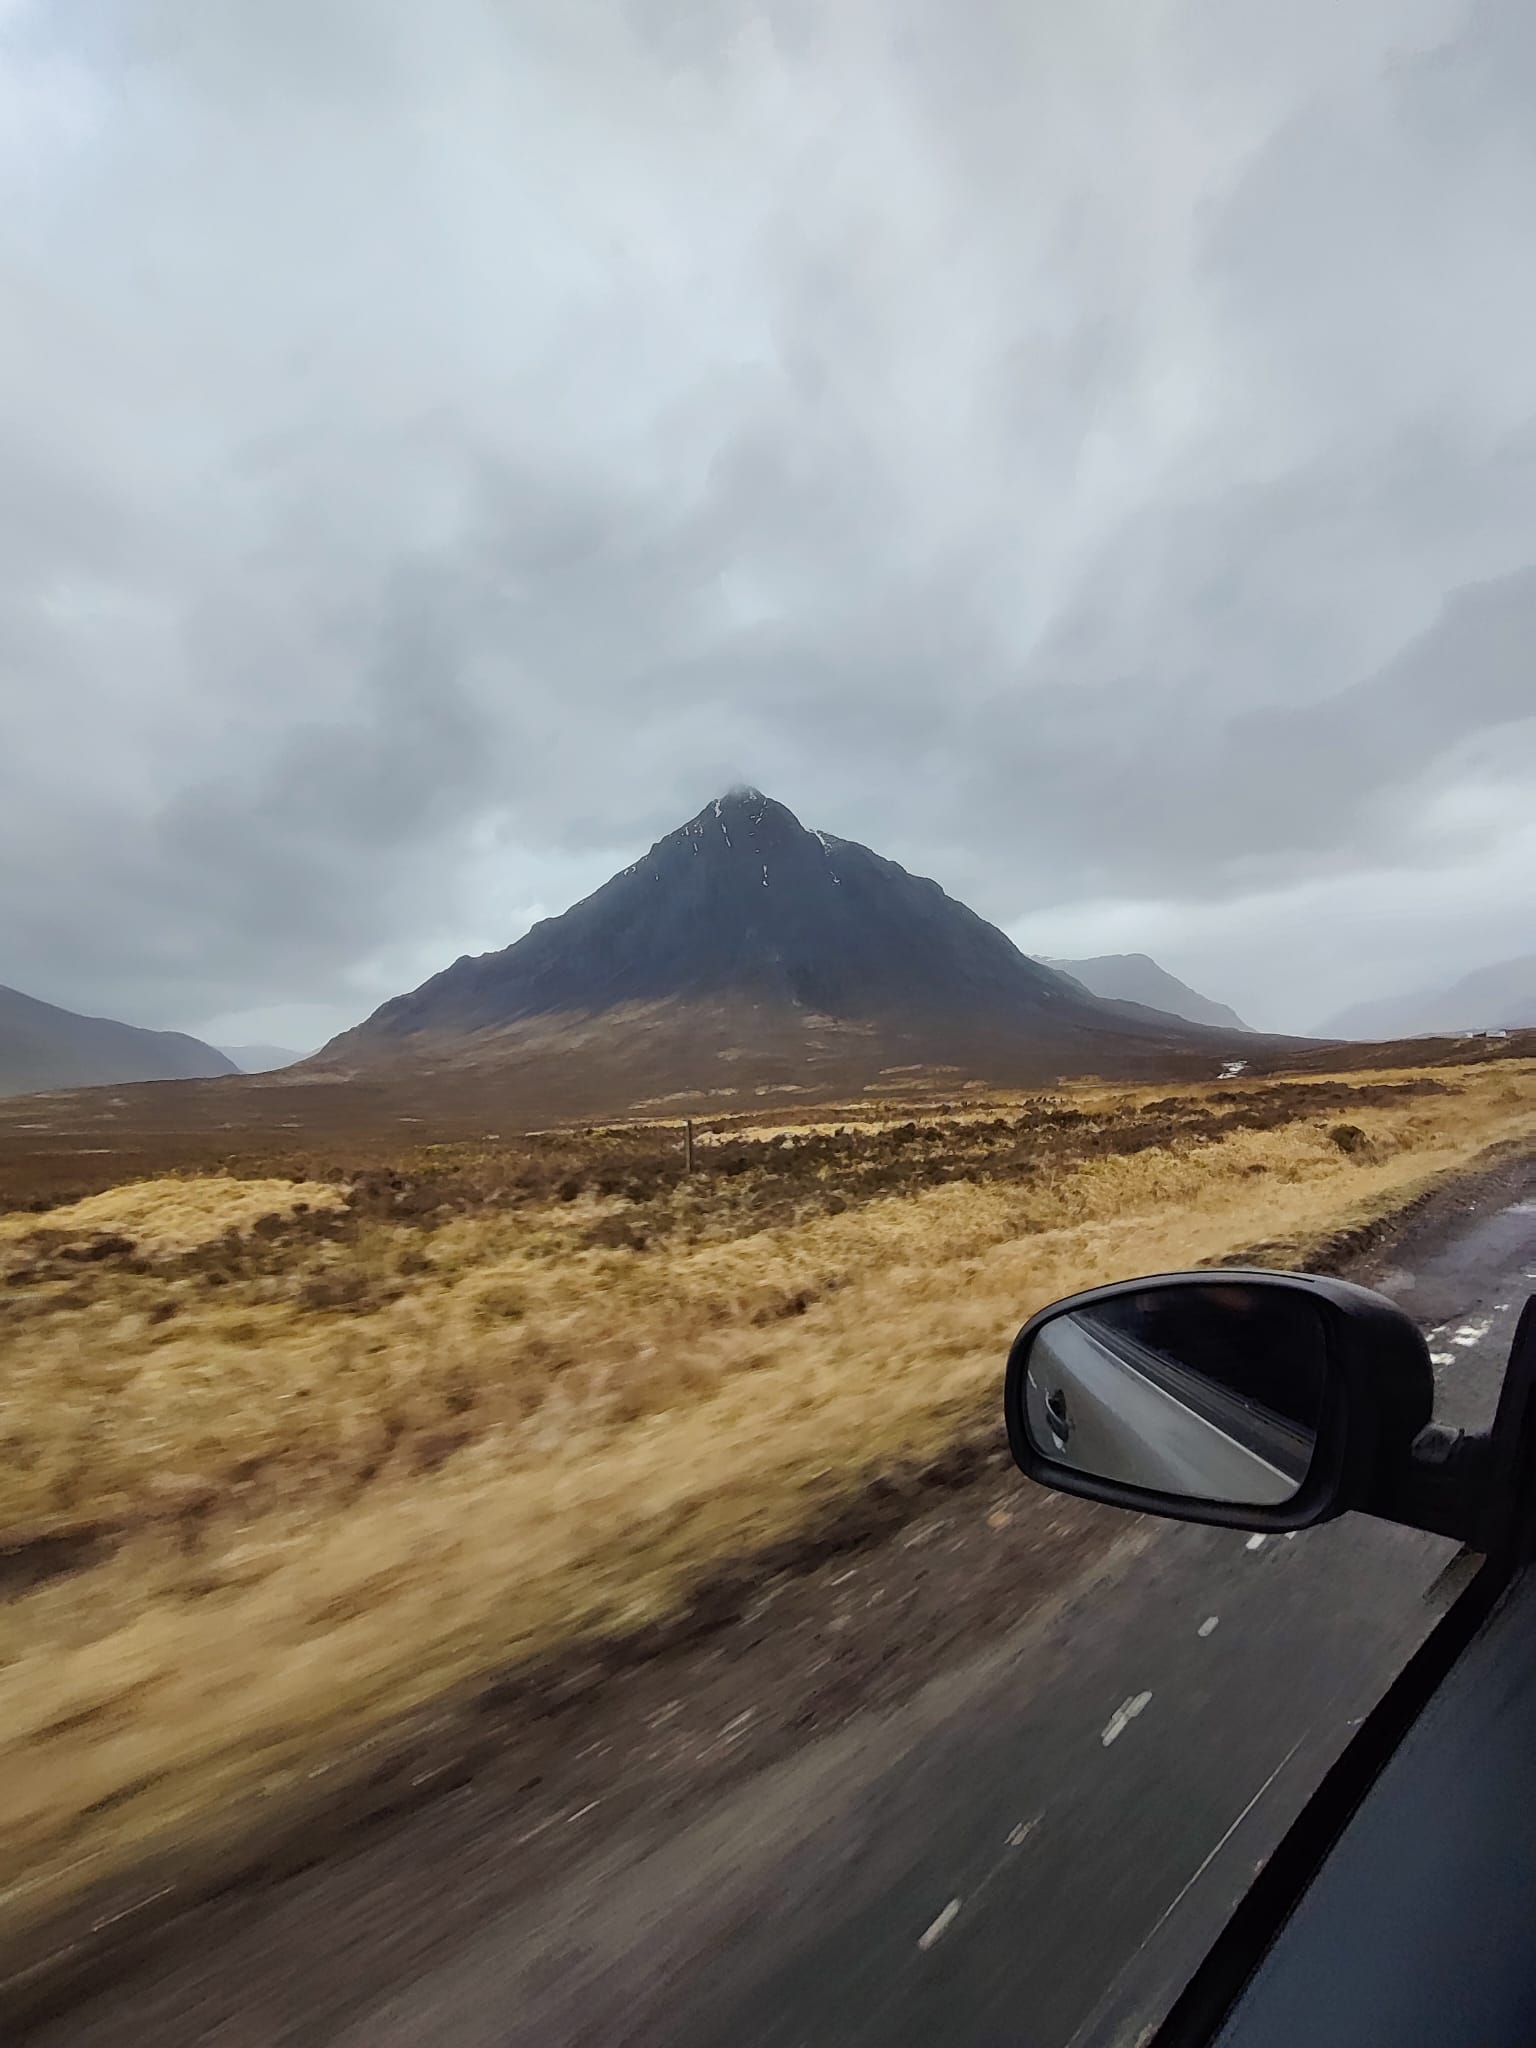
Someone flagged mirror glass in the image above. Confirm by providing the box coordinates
[1022,1282,1329,1505]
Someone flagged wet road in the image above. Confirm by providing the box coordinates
[352,1518,1455,2048]
[26,1189,1535,2048]
[339,1193,1532,2048]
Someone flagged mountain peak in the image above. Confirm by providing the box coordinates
[335,794,1093,1045]
[676,788,823,864]
[696,786,800,828]
[325,798,1261,1078]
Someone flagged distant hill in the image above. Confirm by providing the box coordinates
[1046,954,1252,1033]
[1317,955,1536,1040]
[0,985,238,1098]
[218,1044,306,1073]
[320,790,1278,1097]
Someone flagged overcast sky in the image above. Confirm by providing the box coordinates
[2,0,1532,1046]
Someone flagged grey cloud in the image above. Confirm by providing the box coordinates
[0,0,1533,1039]
[925,561,1536,928]
[1205,0,1536,433]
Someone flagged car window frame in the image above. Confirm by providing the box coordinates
[1148,1296,1536,2047]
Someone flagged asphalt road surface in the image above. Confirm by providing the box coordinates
[22,1182,1534,2048]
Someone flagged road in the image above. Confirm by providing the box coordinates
[20,1179,1535,2048]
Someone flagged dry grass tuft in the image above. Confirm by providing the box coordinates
[0,1174,346,1264]
[0,1059,1532,1927]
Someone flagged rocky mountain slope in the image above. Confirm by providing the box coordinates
[1048,953,1251,1032]
[0,984,237,1098]
[1318,954,1536,1040]
[320,791,1269,1097]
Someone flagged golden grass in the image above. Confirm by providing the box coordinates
[1,1060,1532,1928]
[0,1175,346,1259]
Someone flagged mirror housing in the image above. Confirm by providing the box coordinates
[1005,1269,1444,1536]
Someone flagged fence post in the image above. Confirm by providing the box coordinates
[684,1118,696,1174]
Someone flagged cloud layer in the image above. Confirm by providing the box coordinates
[2,0,1532,1040]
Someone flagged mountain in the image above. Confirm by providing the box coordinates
[321,790,1273,1098]
[1317,955,1536,1041]
[1046,954,1252,1033]
[0,985,238,1098]
[218,1044,306,1073]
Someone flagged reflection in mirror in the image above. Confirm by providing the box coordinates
[1022,1282,1328,1505]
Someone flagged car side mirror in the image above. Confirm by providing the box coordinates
[1004,1269,1485,1542]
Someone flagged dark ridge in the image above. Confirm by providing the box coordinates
[0,985,238,1100]
[325,790,1224,1056]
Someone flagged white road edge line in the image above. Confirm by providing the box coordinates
[1063,1735,1307,2048]
[1146,1737,1306,1934]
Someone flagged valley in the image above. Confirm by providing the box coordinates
[3,1049,1533,1960]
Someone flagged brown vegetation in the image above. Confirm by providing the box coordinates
[1,1055,1532,1933]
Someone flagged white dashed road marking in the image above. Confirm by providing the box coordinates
[918,1818,1041,1951]
[1101,1693,1153,1747]
[1198,1616,1219,1637]
[919,1899,962,1950]
[1245,1534,1266,1551]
